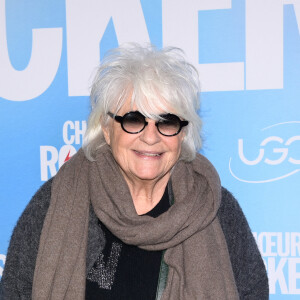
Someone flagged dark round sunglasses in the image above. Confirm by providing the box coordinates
[108,111,188,136]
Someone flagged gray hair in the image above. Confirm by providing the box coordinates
[83,44,202,161]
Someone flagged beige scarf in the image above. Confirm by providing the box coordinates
[32,145,239,299]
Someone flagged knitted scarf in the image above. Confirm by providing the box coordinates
[32,145,239,299]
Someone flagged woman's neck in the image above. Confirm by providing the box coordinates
[123,174,170,215]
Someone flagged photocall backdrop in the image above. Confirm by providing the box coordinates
[0,0,299,298]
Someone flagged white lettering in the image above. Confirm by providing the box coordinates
[163,0,299,92]
[245,0,283,90]
[265,257,300,294]
[1,0,299,98]
[0,254,5,277]
[255,232,300,257]
[258,232,277,256]
[63,121,75,145]
[291,233,300,256]
[286,136,300,164]
[283,0,300,34]
[40,145,77,181]
[66,0,150,96]
[0,0,63,101]
[40,146,58,181]
[238,139,264,165]
[252,232,258,241]
[277,232,290,257]
[58,145,77,168]
[238,136,300,165]
[268,257,289,294]
[261,136,288,165]
[254,233,300,294]
[63,121,86,145]
[74,121,87,144]
[162,0,244,92]
[288,258,300,294]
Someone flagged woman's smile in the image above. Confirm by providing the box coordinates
[133,150,164,159]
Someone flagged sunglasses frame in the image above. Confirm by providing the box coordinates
[108,111,188,136]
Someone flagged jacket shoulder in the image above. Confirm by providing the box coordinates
[0,179,53,299]
[218,187,269,299]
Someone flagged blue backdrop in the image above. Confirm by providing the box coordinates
[0,0,299,298]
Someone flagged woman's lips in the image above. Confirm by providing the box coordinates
[133,150,163,158]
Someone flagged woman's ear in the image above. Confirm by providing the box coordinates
[180,129,186,142]
[102,124,111,145]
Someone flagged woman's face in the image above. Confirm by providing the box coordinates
[102,97,185,186]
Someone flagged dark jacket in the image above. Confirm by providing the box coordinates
[0,179,269,299]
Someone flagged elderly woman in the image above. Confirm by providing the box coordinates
[1,45,268,300]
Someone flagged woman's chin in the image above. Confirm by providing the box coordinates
[129,168,169,183]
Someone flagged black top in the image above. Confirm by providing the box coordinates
[85,188,170,300]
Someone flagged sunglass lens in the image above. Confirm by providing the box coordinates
[158,114,181,136]
[122,112,145,133]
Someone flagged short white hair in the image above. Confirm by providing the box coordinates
[83,44,202,161]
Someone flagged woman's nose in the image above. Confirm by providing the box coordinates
[139,120,161,145]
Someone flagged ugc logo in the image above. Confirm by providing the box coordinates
[229,122,300,183]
